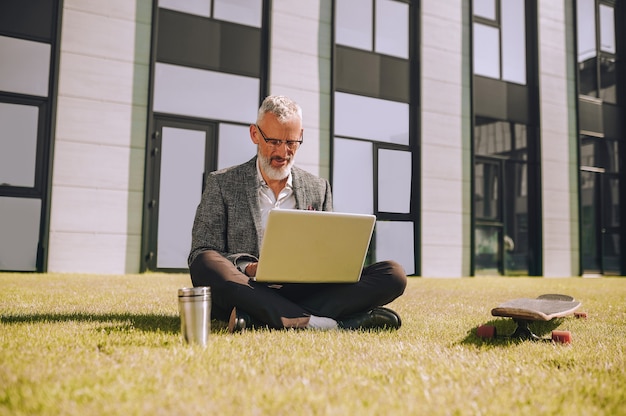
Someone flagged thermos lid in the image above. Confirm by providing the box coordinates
[178,286,210,297]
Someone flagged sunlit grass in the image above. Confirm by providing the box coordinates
[1,273,625,415]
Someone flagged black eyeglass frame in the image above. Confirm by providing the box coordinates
[255,124,303,150]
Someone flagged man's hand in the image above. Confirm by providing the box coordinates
[244,262,258,277]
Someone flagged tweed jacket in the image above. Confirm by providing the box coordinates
[188,156,333,267]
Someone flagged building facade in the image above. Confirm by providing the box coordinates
[0,0,624,277]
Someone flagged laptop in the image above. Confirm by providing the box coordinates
[254,209,376,283]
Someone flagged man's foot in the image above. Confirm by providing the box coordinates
[228,307,252,333]
[337,307,402,330]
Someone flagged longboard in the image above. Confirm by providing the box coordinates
[477,294,587,343]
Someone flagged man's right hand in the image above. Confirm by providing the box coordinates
[244,262,258,277]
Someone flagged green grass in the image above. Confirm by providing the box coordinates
[1,273,625,415]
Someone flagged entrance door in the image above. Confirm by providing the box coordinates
[143,118,216,271]
[580,168,621,275]
[474,157,530,275]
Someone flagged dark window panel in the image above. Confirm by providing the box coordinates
[219,23,261,77]
[379,55,410,102]
[578,98,604,134]
[579,99,623,138]
[335,46,380,98]
[157,9,260,78]
[473,76,529,124]
[335,46,409,102]
[0,0,54,41]
[505,83,529,124]
[157,9,221,69]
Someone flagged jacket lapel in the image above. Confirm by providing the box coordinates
[291,168,307,210]
[244,157,264,244]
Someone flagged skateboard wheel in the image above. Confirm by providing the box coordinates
[551,330,572,344]
[574,311,588,319]
[477,325,496,339]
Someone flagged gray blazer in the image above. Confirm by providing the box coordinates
[188,157,333,267]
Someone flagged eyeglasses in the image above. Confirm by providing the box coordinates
[255,124,303,150]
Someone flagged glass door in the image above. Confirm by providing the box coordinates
[142,118,216,271]
[580,169,621,275]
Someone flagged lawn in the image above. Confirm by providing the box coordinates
[1,273,624,415]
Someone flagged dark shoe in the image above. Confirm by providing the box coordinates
[228,307,252,333]
[338,307,402,331]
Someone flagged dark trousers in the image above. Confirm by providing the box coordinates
[189,250,407,329]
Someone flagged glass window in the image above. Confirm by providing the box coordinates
[603,177,620,274]
[501,0,526,84]
[153,63,259,123]
[0,102,39,188]
[333,138,373,214]
[475,162,500,220]
[599,56,617,103]
[600,139,619,173]
[214,0,262,28]
[335,0,373,51]
[577,0,597,62]
[474,0,496,20]
[375,0,409,59]
[0,35,50,97]
[599,4,615,54]
[475,119,512,157]
[157,127,206,269]
[475,226,501,275]
[473,23,500,79]
[378,149,411,213]
[580,136,596,168]
[606,177,619,226]
[0,197,41,271]
[374,221,415,275]
[217,123,257,169]
[334,92,409,145]
[159,0,212,18]
[504,162,529,275]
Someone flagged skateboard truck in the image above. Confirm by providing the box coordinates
[477,318,574,343]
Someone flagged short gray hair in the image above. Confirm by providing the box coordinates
[257,95,302,124]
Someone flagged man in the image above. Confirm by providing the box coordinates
[189,95,407,332]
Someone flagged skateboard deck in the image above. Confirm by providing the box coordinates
[477,294,586,343]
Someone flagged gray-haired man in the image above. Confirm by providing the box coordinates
[189,95,406,332]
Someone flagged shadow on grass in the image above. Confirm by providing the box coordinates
[459,318,564,347]
[1,312,181,334]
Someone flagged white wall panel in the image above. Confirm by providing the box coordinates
[53,141,144,191]
[58,53,149,105]
[64,0,152,23]
[50,186,142,235]
[48,232,142,274]
[269,0,332,180]
[421,0,471,277]
[539,0,579,276]
[55,96,147,148]
[49,0,152,273]
[61,9,151,64]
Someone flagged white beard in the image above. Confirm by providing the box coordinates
[258,151,295,180]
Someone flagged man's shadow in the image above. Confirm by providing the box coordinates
[2,312,230,334]
[1,312,180,334]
